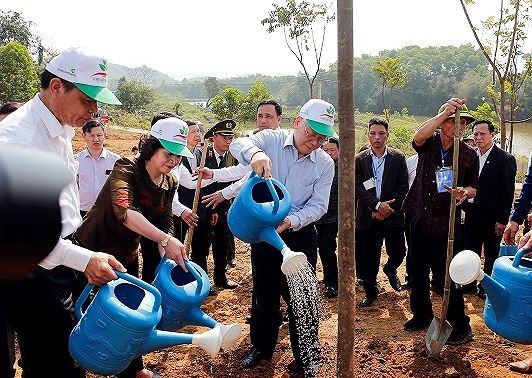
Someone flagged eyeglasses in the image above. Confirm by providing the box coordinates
[304,123,328,145]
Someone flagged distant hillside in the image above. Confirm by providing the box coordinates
[107,63,181,89]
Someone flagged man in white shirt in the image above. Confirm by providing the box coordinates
[0,48,125,378]
[76,119,120,216]
[235,99,335,374]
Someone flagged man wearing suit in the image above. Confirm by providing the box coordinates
[464,119,517,297]
[355,118,409,307]
[504,152,532,246]
[203,120,239,289]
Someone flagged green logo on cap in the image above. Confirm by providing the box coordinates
[326,106,335,115]
[99,60,107,72]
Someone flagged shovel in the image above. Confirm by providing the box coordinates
[424,108,461,357]
[183,137,209,253]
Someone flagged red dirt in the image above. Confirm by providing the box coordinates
[14,128,530,378]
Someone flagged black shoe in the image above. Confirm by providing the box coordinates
[245,314,252,324]
[216,279,238,289]
[401,280,411,290]
[386,272,402,292]
[360,294,377,307]
[241,347,270,368]
[324,286,338,298]
[227,258,237,268]
[287,360,303,374]
[461,282,477,294]
[446,327,474,345]
[403,317,432,331]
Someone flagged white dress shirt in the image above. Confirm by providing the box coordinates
[230,129,334,231]
[76,148,120,211]
[0,94,93,272]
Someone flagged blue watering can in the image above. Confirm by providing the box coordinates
[227,172,307,276]
[152,257,242,350]
[499,243,519,257]
[69,272,222,376]
[450,248,532,344]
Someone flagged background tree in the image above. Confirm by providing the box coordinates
[115,80,155,113]
[238,80,273,122]
[0,41,38,104]
[261,0,335,98]
[460,0,532,150]
[204,77,220,107]
[210,87,244,120]
[372,56,407,121]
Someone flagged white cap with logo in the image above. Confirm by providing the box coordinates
[45,47,121,105]
[299,99,338,138]
[150,118,194,158]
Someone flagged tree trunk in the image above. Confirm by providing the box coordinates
[500,78,507,150]
[337,0,356,377]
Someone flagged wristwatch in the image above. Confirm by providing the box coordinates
[160,234,172,249]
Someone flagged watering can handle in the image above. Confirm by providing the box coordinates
[512,248,531,268]
[249,171,280,215]
[75,282,95,320]
[184,260,203,295]
[75,271,162,320]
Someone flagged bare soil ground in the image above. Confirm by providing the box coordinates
[15,128,530,378]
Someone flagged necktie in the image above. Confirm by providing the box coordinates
[218,155,223,168]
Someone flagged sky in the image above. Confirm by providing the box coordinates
[1,0,520,80]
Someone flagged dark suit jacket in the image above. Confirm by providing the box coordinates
[203,145,238,214]
[464,145,517,225]
[510,154,532,224]
[355,147,409,230]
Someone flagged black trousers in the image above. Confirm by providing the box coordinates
[315,222,338,288]
[0,266,85,378]
[409,223,470,333]
[174,216,212,275]
[211,211,235,285]
[249,225,318,364]
[0,309,15,378]
[355,223,406,288]
[464,216,501,276]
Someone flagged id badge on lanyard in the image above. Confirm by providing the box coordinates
[435,147,452,193]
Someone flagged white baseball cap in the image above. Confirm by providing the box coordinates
[150,118,194,158]
[45,48,121,105]
[299,99,338,138]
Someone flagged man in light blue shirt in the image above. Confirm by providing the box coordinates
[233,99,336,373]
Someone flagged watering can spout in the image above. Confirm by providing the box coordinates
[259,227,286,251]
[450,250,510,321]
[140,328,222,357]
[479,274,510,321]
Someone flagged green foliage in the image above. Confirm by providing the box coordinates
[238,81,273,122]
[0,11,34,48]
[210,87,244,120]
[116,80,155,113]
[372,56,407,114]
[0,41,38,103]
[469,102,499,130]
[261,0,335,97]
[204,77,220,107]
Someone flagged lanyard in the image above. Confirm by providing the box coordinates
[440,147,449,167]
[372,156,386,179]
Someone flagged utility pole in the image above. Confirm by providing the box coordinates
[336,0,355,377]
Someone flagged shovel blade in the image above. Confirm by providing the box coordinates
[424,316,453,357]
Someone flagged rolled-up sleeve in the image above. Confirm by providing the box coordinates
[109,159,139,223]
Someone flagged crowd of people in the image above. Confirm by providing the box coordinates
[0,47,531,377]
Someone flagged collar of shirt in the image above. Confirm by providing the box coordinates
[213,147,225,161]
[369,145,388,159]
[80,148,109,160]
[33,94,74,140]
[476,143,494,158]
[282,130,317,163]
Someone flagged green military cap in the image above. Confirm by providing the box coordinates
[204,119,236,139]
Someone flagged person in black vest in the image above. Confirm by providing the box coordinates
[203,120,239,289]
[316,137,340,298]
